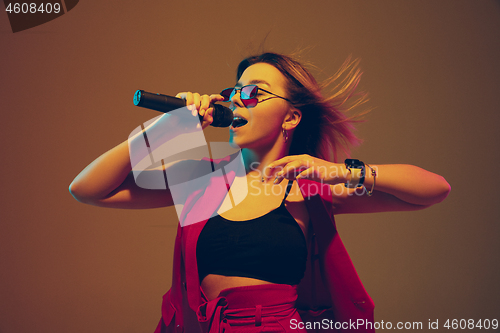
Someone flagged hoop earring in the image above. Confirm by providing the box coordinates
[282,128,288,142]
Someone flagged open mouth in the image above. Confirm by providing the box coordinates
[231,116,248,128]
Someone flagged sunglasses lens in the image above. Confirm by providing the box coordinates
[220,88,234,101]
[220,85,258,107]
[241,85,258,99]
[242,98,258,108]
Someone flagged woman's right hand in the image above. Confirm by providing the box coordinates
[175,92,225,129]
[69,91,225,209]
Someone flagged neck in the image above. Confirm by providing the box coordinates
[241,139,289,179]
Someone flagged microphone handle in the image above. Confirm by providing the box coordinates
[133,90,233,127]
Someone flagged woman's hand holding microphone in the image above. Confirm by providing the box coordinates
[175,92,226,130]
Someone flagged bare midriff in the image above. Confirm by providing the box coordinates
[201,274,275,301]
[199,176,309,301]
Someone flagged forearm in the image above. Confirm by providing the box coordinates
[362,164,451,206]
[69,114,185,202]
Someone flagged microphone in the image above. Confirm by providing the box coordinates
[133,90,233,127]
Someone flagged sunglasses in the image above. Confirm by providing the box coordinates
[220,84,290,108]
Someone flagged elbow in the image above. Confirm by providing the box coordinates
[438,177,451,202]
[412,175,451,207]
[68,180,94,204]
[430,176,451,205]
[68,180,85,203]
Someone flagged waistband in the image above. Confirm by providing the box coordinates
[196,284,300,333]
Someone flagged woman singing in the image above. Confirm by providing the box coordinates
[69,53,450,332]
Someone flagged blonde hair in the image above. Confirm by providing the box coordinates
[236,53,368,163]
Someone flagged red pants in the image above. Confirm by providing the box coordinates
[196,284,307,333]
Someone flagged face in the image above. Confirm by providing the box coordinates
[228,63,294,151]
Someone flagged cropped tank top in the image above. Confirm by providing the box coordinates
[196,180,307,285]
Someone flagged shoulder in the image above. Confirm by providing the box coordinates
[296,179,332,202]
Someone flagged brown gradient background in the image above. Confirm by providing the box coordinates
[1,1,499,332]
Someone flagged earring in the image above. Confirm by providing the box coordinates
[282,128,288,142]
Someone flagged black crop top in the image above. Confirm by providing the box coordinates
[196,180,307,285]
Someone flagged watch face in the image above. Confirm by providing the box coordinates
[345,159,363,168]
[345,159,366,186]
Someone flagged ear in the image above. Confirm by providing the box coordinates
[282,108,302,131]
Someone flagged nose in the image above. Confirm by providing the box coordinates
[230,89,245,109]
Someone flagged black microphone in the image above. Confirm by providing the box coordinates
[133,90,233,127]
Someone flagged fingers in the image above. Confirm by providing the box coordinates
[269,156,315,184]
[269,156,344,185]
[175,92,196,116]
[201,107,214,129]
[273,163,312,184]
[210,94,225,103]
[198,94,209,117]
[175,92,221,128]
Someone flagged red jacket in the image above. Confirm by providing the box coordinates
[154,155,375,333]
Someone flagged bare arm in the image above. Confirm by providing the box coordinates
[364,164,450,205]
[69,139,177,209]
[331,164,451,214]
[269,155,451,214]
[69,92,223,209]
[69,140,135,205]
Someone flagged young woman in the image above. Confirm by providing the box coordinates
[70,53,450,333]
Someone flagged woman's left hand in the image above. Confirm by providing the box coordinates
[267,155,348,185]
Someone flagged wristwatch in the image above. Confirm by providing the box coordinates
[344,159,365,188]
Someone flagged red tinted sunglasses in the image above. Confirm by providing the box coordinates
[220,85,290,108]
